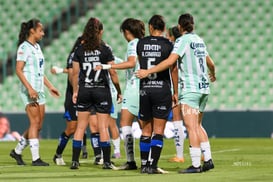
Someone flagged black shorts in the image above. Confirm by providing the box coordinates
[76,87,112,114]
[64,90,77,121]
[139,88,172,121]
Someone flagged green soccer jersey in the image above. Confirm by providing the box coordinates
[172,33,210,94]
[17,41,45,93]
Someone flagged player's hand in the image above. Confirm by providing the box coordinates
[209,73,216,82]
[49,87,60,97]
[117,94,122,104]
[72,92,78,104]
[135,69,149,79]
[51,66,64,74]
[28,88,39,101]
[95,64,111,71]
[172,93,178,107]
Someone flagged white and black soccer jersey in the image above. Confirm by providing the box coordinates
[137,36,173,120]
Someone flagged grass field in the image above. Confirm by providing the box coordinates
[0,138,273,182]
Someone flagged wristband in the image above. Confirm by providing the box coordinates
[52,66,64,74]
[101,64,111,70]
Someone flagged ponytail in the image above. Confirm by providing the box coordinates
[17,18,40,47]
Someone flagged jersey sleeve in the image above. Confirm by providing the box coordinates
[16,44,28,62]
[172,37,188,57]
[127,39,138,57]
[72,46,81,63]
[104,44,115,63]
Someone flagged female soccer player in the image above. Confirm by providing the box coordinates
[97,18,145,170]
[137,15,174,174]
[166,26,186,163]
[70,17,122,170]
[136,13,216,173]
[10,18,60,166]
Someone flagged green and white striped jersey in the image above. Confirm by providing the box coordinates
[172,33,210,94]
[17,41,45,93]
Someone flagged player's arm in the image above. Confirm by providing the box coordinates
[170,62,178,105]
[206,55,216,82]
[44,76,60,97]
[16,61,34,93]
[111,56,136,69]
[108,61,122,103]
[71,61,80,104]
[51,66,68,74]
[67,68,73,85]
[135,53,179,79]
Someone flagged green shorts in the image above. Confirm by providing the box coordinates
[121,87,139,116]
[179,92,208,112]
[20,91,46,106]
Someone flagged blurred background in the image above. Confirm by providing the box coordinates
[0,0,272,138]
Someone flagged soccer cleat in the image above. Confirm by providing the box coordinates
[111,152,121,159]
[70,161,80,169]
[169,156,185,163]
[32,158,49,166]
[202,159,214,172]
[53,154,66,165]
[147,167,169,174]
[10,149,26,165]
[118,161,138,170]
[178,165,202,173]
[102,162,119,170]
[94,157,103,165]
[82,152,88,159]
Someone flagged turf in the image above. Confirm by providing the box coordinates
[0,138,272,182]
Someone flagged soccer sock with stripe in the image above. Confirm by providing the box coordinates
[90,133,101,159]
[173,120,185,158]
[56,132,70,156]
[82,132,87,153]
[72,140,82,162]
[140,135,151,167]
[121,126,134,162]
[100,141,111,163]
[150,134,164,169]
[15,136,29,155]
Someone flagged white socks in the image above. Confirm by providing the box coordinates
[121,126,134,162]
[189,147,201,167]
[29,138,40,161]
[173,120,185,158]
[15,136,28,155]
[112,137,121,154]
[201,141,212,162]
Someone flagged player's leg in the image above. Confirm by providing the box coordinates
[27,103,49,166]
[109,116,121,159]
[97,112,117,170]
[81,132,88,158]
[118,109,138,169]
[178,103,202,173]
[170,104,185,163]
[198,94,214,171]
[148,118,167,174]
[70,111,89,169]
[10,129,29,165]
[88,113,102,165]
[139,119,152,173]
